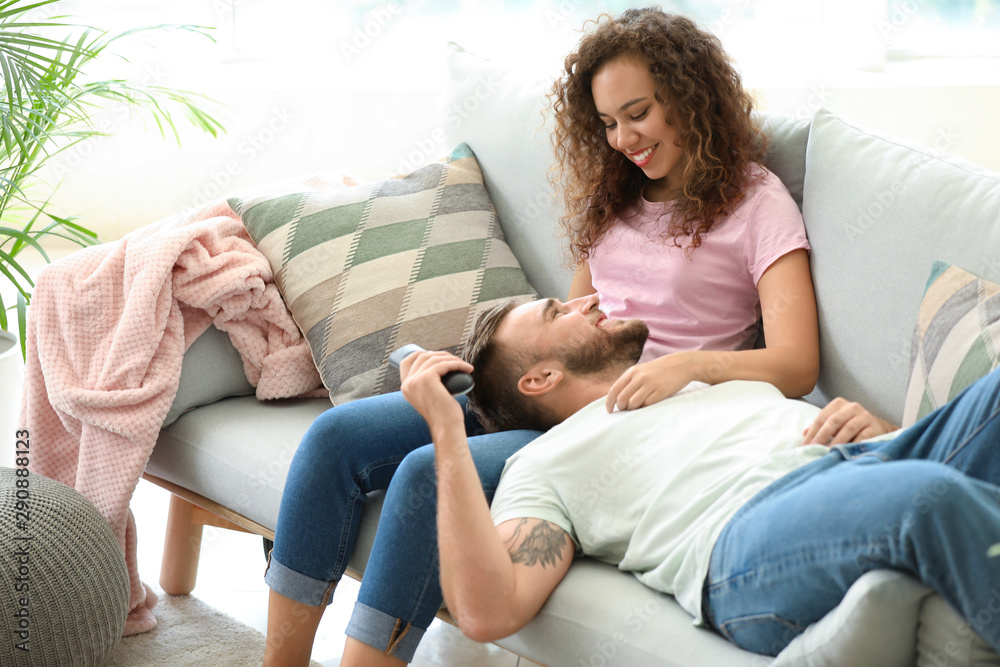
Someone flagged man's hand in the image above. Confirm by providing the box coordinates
[802,397,899,446]
[400,350,471,430]
[605,351,696,412]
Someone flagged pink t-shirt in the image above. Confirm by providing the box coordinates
[588,166,809,363]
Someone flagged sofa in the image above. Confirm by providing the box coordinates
[142,44,1000,666]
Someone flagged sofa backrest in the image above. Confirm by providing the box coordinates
[443,44,574,299]
[800,109,1000,421]
[444,44,1000,421]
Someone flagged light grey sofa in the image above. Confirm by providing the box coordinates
[144,46,1000,666]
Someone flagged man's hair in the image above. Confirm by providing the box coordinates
[463,300,558,434]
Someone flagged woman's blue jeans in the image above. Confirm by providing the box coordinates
[705,368,1000,656]
[264,391,539,662]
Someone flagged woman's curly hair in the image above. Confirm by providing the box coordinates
[550,7,766,263]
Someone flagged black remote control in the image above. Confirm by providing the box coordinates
[388,344,475,396]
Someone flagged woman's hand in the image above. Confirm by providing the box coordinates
[802,397,899,446]
[605,352,696,412]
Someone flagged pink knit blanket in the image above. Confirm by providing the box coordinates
[20,181,345,635]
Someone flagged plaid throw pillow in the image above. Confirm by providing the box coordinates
[901,261,1000,426]
[231,144,536,404]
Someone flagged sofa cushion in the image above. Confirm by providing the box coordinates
[229,144,535,405]
[802,108,1000,421]
[902,261,1000,426]
[773,570,929,667]
[917,593,1000,667]
[758,113,810,211]
[149,394,386,576]
[164,325,255,427]
[494,558,766,667]
[773,569,1000,667]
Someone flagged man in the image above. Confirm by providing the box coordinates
[398,295,1000,656]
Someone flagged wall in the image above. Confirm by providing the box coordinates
[26,3,1000,247]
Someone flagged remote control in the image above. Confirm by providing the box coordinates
[388,344,475,396]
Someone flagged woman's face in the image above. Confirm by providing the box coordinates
[591,57,686,201]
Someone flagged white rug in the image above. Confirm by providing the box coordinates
[104,589,322,667]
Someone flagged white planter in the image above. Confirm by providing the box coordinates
[0,330,24,469]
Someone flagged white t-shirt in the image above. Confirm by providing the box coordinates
[489,380,830,624]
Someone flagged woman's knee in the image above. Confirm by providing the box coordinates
[386,446,439,520]
[290,408,356,474]
[287,411,387,495]
[295,394,421,466]
[394,446,437,490]
[300,400,379,449]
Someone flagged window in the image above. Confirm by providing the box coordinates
[884,0,1000,57]
[53,1,1000,92]
[24,0,999,239]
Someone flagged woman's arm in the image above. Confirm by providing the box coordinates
[606,249,820,411]
[567,262,596,300]
[719,247,820,397]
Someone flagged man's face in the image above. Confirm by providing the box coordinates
[497,294,648,376]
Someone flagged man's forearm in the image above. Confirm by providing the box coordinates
[431,419,520,639]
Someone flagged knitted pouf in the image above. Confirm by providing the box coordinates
[0,467,130,666]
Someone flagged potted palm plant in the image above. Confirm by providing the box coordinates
[0,0,225,358]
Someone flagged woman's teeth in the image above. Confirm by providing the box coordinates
[632,145,655,163]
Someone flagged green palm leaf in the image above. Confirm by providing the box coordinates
[0,0,226,356]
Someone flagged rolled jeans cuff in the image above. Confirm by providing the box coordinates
[264,553,337,607]
[346,601,426,663]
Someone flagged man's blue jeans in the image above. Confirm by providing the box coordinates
[264,390,539,662]
[704,368,1000,656]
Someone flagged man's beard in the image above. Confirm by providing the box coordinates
[559,319,649,378]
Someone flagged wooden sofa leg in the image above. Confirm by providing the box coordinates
[160,494,204,595]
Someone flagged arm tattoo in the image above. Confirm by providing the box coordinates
[504,519,567,569]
